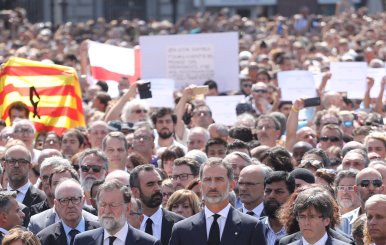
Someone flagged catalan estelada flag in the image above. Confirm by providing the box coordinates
[0,57,86,136]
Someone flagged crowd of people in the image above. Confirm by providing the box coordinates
[1,2,386,245]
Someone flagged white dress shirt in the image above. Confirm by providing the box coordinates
[103,222,129,245]
[62,217,85,245]
[7,181,30,203]
[241,202,264,219]
[204,204,231,241]
[301,232,328,245]
[140,208,163,240]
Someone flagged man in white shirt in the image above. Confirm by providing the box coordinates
[169,157,267,245]
[74,180,160,245]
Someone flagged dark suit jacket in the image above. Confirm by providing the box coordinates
[30,199,50,216]
[169,206,267,245]
[237,207,266,219]
[23,185,47,207]
[36,220,100,245]
[73,225,161,245]
[277,228,354,245]
[286,235,350,245]
[161,208,184,245]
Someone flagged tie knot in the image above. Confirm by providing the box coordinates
[246,211,255,216]
[212,214,220,221]
[109,236,117,245]
[146,218,153,225]
[69,229,79,237]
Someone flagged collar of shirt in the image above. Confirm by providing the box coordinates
[0,227,8,235]
[62,216,86,235]
[7,181,30,195]
[104,222,128,244]
[302,232,328,245]
[140,208,163,239]
[263,216,286,235]
[205,203,231,220]
[204,203,231,240]
[242,202,264,217]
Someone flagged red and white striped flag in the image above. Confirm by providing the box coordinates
[88,41,141,83]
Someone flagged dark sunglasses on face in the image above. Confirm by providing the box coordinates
[359,179,383,188]
[319,136,340,142]
[134,109,148,114]
[80,165,103,173]
[242,83,252,88]
[253,89,268,93]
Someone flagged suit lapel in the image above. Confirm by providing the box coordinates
[325,235,333,245]
[91,228,104,245]
[192,211,208,245]
[55,222,69,245]
[220,207,241,245]
[46,209,56,228]
[22,186,32,206]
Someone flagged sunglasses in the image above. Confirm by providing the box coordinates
[242,84,252,88]
[359,179,383,188]
[253,89,268,93]
[319,136,341,142]
[134,109,148,114]
[80,165,103,173]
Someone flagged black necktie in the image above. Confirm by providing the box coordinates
[145,218,153,235]
[109,236,116,245]
[208,214,220,245]
[68,229,79,245]
[246,211,255,216]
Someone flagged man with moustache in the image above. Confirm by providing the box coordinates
[130,164,183,245]
[74,180,160,245]
[151,108,187,152]
[261,171,295,245]
[334,170,361,215]
[169,157,267,245]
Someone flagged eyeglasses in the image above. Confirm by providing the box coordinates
[192,111,211,117]
[238,182,263,187]
[256,125,276,130]
[337,186,354,192]
[343,121,354,127]
[57,196,82,206]
[319,136,341,142]
[98,202,125,209]
[72,165,80,171]
[253,89,268,93]
[296,215,324,222]
[171,173,194,181]
[359,179,383,188]
[41,175,50,182]
[133,135,152,141]
[299,159,324,169]
[129,210,143,216]
[242,83,252,88]
[133,109,148,114]
[14,128,34,134]
[80,165,103,173]
[5,158,30,166]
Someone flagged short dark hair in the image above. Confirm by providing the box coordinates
[96,180,131,204]
[151,108,177,125]
[95,92,112,107]
[263,146,294,172]
[129,164,157,188]
[303,148,331,168]
[62,128,85,147]
[0,191,17,213]
[264,171,296,194]
[205,138,227,155]
[102,131,128,151]
[8,102,29,118]
[229,126,253,142]
[203,80,218,90]
[48,165,79,187]
[226,139,251,155]
[173,157,200,177]
[199,157,234,181]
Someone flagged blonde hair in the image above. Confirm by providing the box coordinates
[166,189,201,215]
[2,227,41,245]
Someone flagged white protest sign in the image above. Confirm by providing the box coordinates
[205,95,244,126]
[278,71,317,101]
[138,79,175,108]
[140,32,239,92]
[367,68,386,98]
[328,62,367,98]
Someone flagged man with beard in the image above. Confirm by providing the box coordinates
[102,132,128,172]
[169,158,267,245]
[78,149,108,206]
[74,180,160,245]
[130,164,183,245]
[340,168,384,235]
[334,170,361,215]
[151,108,187,152]
[256,115,281,148]
[261,171,295,245]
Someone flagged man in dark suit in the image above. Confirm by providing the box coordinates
[130,164,184,245]
[0,191,25,244]
[36,178,100,245]
[73,180,160,245]
[169,157,267,245]
[3,144,46,226]
[277,187,350,245]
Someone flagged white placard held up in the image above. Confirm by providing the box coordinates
[140,32,239,92]
[138,79,175,108]
[205,95,244,126]
[329,62,367,98]
[278,71,317,101]
[367,68,386,98]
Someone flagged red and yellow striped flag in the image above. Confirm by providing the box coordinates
[0,57,86,135]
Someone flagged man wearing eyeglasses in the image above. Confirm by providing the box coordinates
[11,119,41,163]
[74,180,160,245]
[171,157,200,190]
[36,179,100,245]
[334,170,361,215]
[340,168,384,235]
[250,82,272,115]
[4,144,46,226]
[318,124,344,151]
